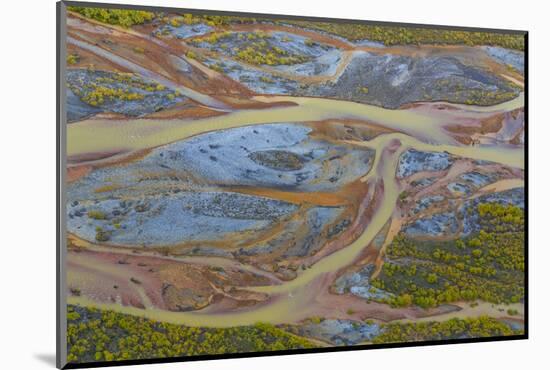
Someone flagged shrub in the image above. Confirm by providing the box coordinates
[373,316,520,344]
[66,305,315,363]
[507,308,519,316]
[95,230,110,242]
[370,203,524,308]
[426,273,438,284]
[67,54,80,65]
[87,210,107,220]
[68,6,155,28]
[281,20,524,50]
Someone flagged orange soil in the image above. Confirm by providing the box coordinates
[67,165,92,183]
[230,186,350,207]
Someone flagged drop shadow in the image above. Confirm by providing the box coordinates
[34,353,57,367]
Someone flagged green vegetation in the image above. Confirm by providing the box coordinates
[170,18,181,28]
[67,54,80,65]
[176,13,260,27]
[431,79,518,105]
[68,7,155,28]
[190,31,310,66]
[93,184,121,193]
[209,62,225,73]
[94,227,111,242]
[66,305,315,364]
[67,311,81,321]
[371,203,524,308]
[160,13,261,29]
[372,316,520,344]
[87,210,107,220]
[185,51,197,60]
[281,21,524,50]
[192,31,234,45]
[95,73,158,89]
[68,72,171,108]
[236,45,309,66]
[309,316,324,325]
[259,76,274,83]
[81,86,144,106]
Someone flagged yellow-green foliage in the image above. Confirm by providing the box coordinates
[210,63,225,73]
[87,210,107,220]
[170,18,181,28]
[67,311,81,321]
[235,43,308,66]
[371,203,524,308]
[373,316,520,344]
[69,72,169,108]
[260,76,274,83]
[478,202,523,226]
[66,305,315,363]
[177,13,259,27]
[99,74,164,89]
[67,54,80,65]
[95,229,110,242]
[194,31,233,44]
[191,31,310,66]
[309,316,324,325]
[94,184,121,193]
[461,88,517,106]
[68,6,155,28]
[282,21,524,51]
[81,86,144,106]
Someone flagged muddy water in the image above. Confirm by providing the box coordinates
[67,93,524,327]
[67,92,524,158]
[477,178,525,194]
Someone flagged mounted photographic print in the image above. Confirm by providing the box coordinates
[57,1,527,368]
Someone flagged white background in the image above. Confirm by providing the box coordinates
[0,0,546,368]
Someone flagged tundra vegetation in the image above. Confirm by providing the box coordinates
[189,31,311,66]
[371,203,524,308]
[68,6,155,27]
[281,20,525,50]
[167,13,260,27]
[66,305,315,363]
[66,305,521,363]
[67,53,80,65]
[372,316,521,344]
[67,72,172,107]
